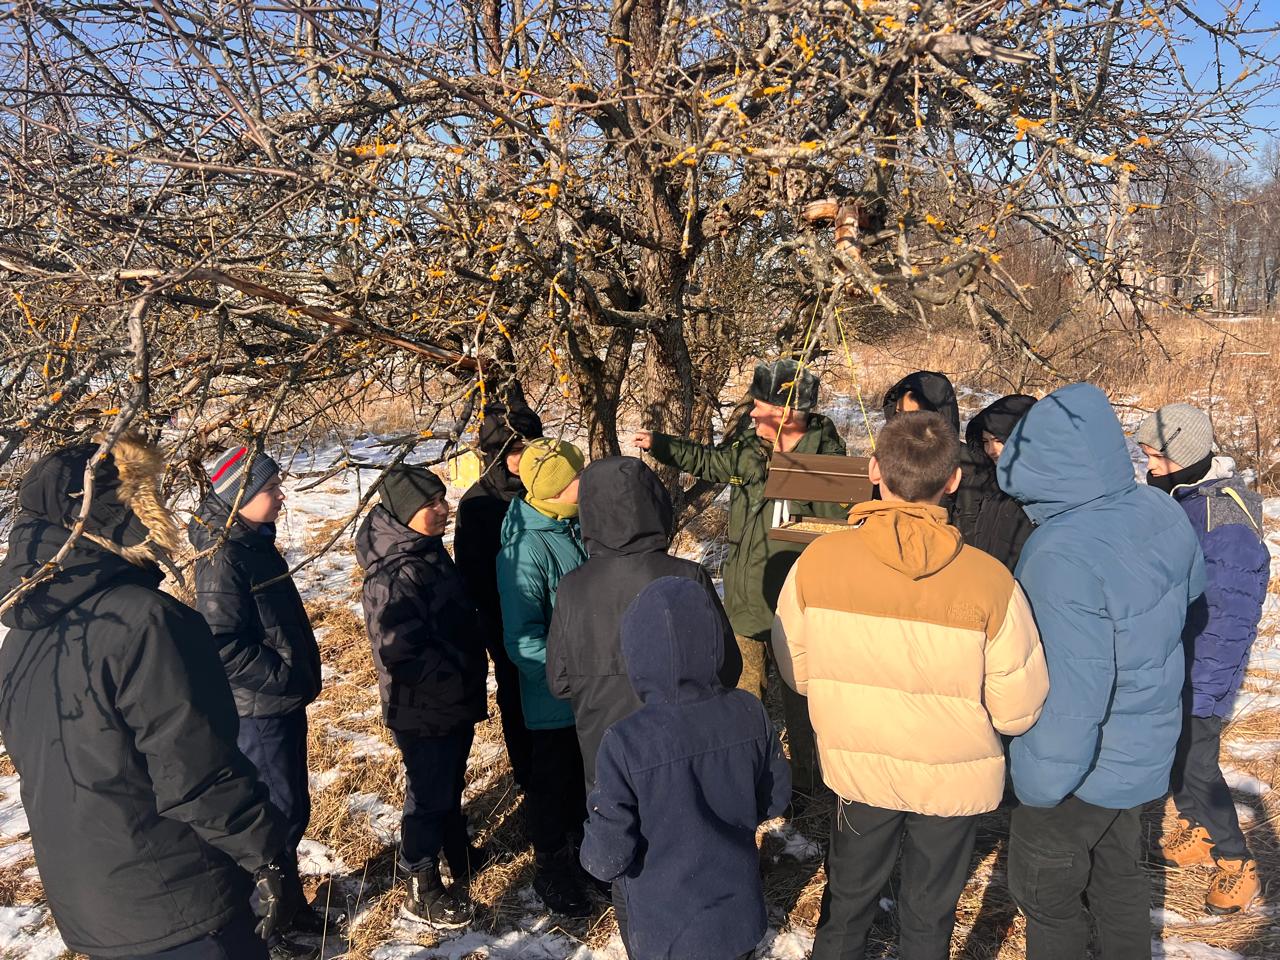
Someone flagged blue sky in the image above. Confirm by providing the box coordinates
[1176,2,1280,156]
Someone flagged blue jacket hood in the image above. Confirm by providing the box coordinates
[621,576,725,705]
[998,382,1135,524]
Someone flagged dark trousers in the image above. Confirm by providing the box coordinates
[528,726,586,855]
[486,631,534,788]
[612,882,753,960]
[811,798,978,960]
[90,909,266,960]
[238,710,311,918]
[392,726,475,873]
[1171,714,1249,859]
[1009,797,1150,960]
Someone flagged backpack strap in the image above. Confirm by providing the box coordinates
[1213,486,1263,536]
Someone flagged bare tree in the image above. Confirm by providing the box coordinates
[1,0,1277,542]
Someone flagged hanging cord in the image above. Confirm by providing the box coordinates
[835,304,876,452]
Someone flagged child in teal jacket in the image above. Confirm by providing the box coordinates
[495,438,590,917]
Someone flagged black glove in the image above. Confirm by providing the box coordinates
[252,862,286,941]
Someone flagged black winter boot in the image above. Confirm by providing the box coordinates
[443,837,495,886]
[402,862,475,929]
[533,846,592,919]
[288,902,348,937]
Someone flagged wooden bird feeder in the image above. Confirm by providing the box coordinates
[765,450,872,544]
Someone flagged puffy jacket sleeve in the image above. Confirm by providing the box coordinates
[1011,551,1116,808]
[983,583,1049,736]
[580,729,641,882]
[365,561,435,686]
[497,539,553,682]
[1189,523,1270,716]
[195,552,290,696]
[771,564,807,694]
[112,599,285,873]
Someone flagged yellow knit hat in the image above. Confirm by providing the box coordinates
[519,438,586,501]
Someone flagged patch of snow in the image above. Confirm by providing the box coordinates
[763,821,822,862]
[297,838,349,877]
[347,792,400,844]
[756,927,816,959]
[309,767,343,793]
[320,664,339,681]
[0,775,29,839]
[0,840,33,868]
[1225,738,1280,761]
[1153,939,1244,960]
[1223,768,1272,796]
[1235,803,1256,824]
[1229,692,1280,720]
[0,905,66,960]
[326,727,397,760]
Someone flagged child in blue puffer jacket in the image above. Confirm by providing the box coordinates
[1138,403,1270,915]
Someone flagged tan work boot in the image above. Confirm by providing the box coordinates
[1159,822,1215,868]
[1206,858,1261,915]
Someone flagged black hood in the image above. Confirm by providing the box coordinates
[0,442,166,630]
[0,517,160,631]
[579,457,674,559]
[478,403,544,462]
[967,395,1036,444]
[882,372,960,434]
[17,442,152,551]
[356,503,437,574]
[965,394,1036,465]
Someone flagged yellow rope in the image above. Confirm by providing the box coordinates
[835,304,876,452]
[781,295,823,423]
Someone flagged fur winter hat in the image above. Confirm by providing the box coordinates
[749,359,820,412]
[519,438,585,501]
[1136,404,1214,469]
[17,433,180,566]
[377,465,447,527]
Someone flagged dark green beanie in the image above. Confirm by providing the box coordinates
[378,465,446,526]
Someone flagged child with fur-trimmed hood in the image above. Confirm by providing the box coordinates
[0,435,290,960]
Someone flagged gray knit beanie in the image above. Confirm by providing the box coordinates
[207,446,281,507]
[1135,404,1214,468]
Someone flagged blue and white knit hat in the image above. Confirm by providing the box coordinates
[207,446,281,506]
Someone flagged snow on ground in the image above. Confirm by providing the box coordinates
[326,727,398,761]
[0,905,65,959]
[346,792,401,846]
[763,820,823,862]
[1152,940,1246,960]
[0,776,27,840]
[1222,768,1273,796]
[298,839,350,878]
